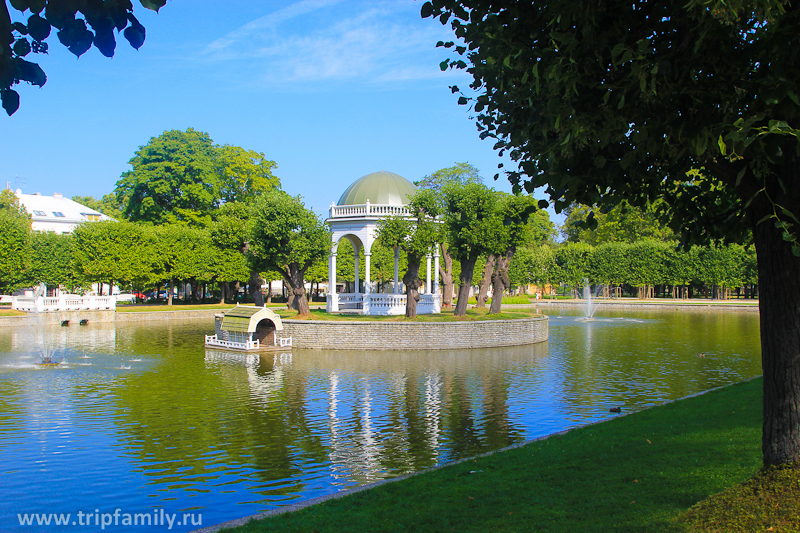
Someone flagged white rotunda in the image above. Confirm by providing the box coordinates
[325,171,441,315]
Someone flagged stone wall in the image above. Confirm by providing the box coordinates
[280,316,549,350]
[0,310,115,327]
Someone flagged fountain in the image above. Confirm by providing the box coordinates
[579,278,601,321]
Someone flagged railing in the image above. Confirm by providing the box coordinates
[278,336,293,347]
[12,295,116,312]
[338,293,363,309]
[329,202,411,219]
[205,334,260,351]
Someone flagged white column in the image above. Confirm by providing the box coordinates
[354,245,361,294]
[328,251,338,312]
[434,245,440,295]
[364,253,372,294]
[425,253,432,294]
[393,246,400,294]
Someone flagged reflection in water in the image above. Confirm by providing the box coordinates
[0,310,761,531]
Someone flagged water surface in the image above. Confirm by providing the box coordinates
[0,308,760,531]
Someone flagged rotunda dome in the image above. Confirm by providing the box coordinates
[337,171,416,206]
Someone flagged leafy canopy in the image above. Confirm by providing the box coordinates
[1,0,166,116]
[424,0,800,249]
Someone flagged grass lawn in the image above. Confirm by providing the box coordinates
[0,307,26,316]
[114,302,291,312]
[220,378,789,533]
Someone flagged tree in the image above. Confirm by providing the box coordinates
[216,145,280,204]
[487,194,538,313]
[376,189,442,318]
[2,0,165,116]
[247,190,330,315]
[418,163,483,308]
[441,181,502,315]
[425,0,800,465]
[153,224,214,305]
[115,128,218,226]
[72,194,123,220]
[209,202,251,304]
[562,202,675,245]
[73,220,156,294]
[0,188,30,292]
[29,231,80,291]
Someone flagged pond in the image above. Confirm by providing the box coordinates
[0,307,761,531]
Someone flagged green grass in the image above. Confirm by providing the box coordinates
[681,464,800,532]
[276,307,541,322]
[221,379,766,533]
[114,302,290,312]
[465,295,533,305]
[0,308,26,316]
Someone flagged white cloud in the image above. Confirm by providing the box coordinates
[201,0,460,87]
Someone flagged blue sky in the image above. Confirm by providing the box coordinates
[1,0,563,225]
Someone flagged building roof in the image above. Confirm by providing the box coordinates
[14,190,113,234]
[337,171,416,206]
[220,306,283,333]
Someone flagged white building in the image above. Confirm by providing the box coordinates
[14,189,113,234]
[326,171,441,315]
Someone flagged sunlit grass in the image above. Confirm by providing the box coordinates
[222,378,764,533]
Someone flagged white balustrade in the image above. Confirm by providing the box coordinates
[205,334,260,351]
[329,203,412,219]
[11,295,117,312]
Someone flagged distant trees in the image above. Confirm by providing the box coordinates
[0,188,31,292]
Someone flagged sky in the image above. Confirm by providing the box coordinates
[1,0,564,225]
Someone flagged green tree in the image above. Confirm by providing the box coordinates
[247,190,330,315]
[29,231,80,291]
[554,242,592,296]
[209,203,251,304]
[376,189,443,318]
[115,128,219,226]
[424,0,800,464]
[563,202,675,245]
[0,188,31,292]
[486,194,538,313]
[1,0,165,116]
[216,145,280,204]
[418,162,484,308]
[73,220,156,294]
[441,181,502,315]
[72,194,123,220]
[153,224,214,305]
[589,242,630,291]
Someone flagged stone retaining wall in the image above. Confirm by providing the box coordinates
[281,316,549,350]
[0,310,116,327]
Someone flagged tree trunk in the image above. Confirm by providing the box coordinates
[167,279,174,306]
[249,270,265,307]
[438,244,455,309]
[454,256,478,316]
[476,254,495,308]
[751,200,800,465]
[284,263,310,314]
[402,257,423,318]
[489,251,514,314]
[267,280,272,303]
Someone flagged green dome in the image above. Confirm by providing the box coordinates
[337,171,416,206]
